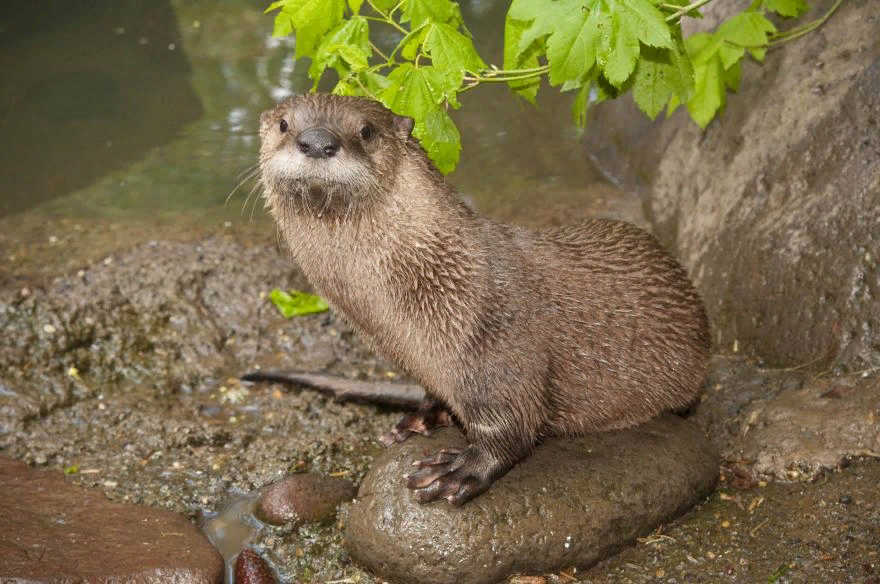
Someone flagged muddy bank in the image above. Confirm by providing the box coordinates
[0,228,876,583]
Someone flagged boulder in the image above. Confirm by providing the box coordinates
[582,0,880,372]
[346,416,718,584]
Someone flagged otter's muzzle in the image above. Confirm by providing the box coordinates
[296,127,342,159]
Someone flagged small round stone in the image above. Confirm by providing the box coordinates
[255,472,357,526]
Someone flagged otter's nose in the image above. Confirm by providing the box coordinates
[295,127,341,158]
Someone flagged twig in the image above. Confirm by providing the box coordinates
[241,370,426,409]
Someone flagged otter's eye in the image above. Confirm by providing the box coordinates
[279,119,289,133]
[360,124,374,140]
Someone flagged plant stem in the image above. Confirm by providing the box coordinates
[463,65,549,85]
[666,0,715,22]
[366,0,408,34]
[369,41,390,61]
[768,0,843,46]
[354,76,380,100]
[484,65,549,76]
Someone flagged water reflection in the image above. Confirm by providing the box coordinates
[0,0,202,217]
[0,0,640,235]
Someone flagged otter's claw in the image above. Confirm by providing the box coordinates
[405,447,495,505]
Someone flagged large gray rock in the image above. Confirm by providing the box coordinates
[0,456,224,583]
[345,416,719,584]
[582,0,880,372]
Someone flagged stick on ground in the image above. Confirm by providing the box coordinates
[240,370,426,409]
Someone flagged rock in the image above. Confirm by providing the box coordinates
[0,456,223,583]
[692,356,880,481]
[715,369,879,481]
[235,548,278,584]
[345,416,719,584]
[256,472,358,526]
[581,0,880,372]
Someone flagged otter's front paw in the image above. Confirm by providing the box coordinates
[404,447,498,505]
[379,407,452,446]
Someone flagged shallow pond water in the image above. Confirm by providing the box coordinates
[0,0,632,236]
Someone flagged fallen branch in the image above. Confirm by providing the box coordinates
[240,370,425,409]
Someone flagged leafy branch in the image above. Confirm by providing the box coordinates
[266,0,841,172]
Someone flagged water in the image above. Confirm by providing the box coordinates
[0,0,642,285]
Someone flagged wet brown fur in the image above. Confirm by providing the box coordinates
[259,94,710,502]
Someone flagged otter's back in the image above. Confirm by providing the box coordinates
[531,219,710,434]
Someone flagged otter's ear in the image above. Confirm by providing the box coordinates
[393,115,414,140]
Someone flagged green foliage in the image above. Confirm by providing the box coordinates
[265,0,838,172]
[268,288,330,318]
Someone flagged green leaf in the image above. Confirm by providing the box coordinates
[370,0,398,10]
[763,0,809,18]
[561,78,584,92]
[424,22,487,75]
[688,55,724,128]
[64,465,79,475]
[722,60,742,91]
[683,31,726,127]
[619,0,673,48]
[401,0,457,28]
[360,71,392,96]
[543,0,675,88]
[516,0,569,56]
[414,108,461,173]
[632,62,667,118]
[272,0,347,59]
[268,288,329,318]
[347,0,364,13]
[601,4,641,87]
[717,11,776,49]
[713,12,775,67]
[335,44,370,70]
[748,45,767,62]
[632,48,681,119]
[690,34,724,66]
[504,16,541,103]
[509,0,548,21]
[380,64,459,118]
[272,12,294,37]
[308,16,371,82]
[546,0,604,86]
[718,42,744,71]
[333,78,361,95]
[265,0,287,13]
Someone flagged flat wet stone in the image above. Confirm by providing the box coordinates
[0,456,224,584]
[345,415,719,584]
[730,374,880,481]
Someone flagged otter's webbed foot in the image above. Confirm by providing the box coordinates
[405,446,504,505]
[379,402,452,446]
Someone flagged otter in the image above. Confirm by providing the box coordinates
[258,94,710,506]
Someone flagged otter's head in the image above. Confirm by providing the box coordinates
[259,94,415,220]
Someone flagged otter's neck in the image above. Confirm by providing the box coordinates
[272,153,488,367]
